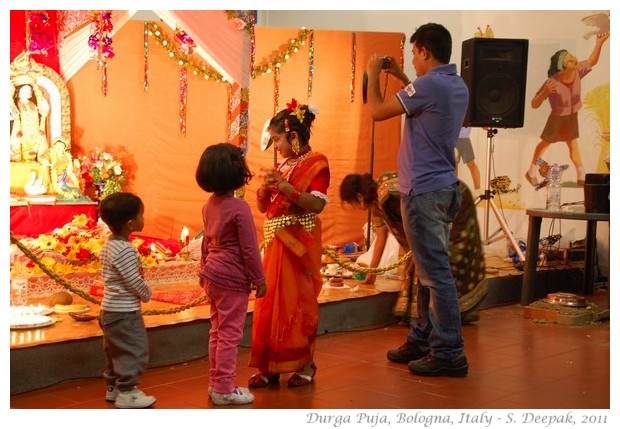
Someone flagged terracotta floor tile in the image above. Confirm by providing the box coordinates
[10,303,610,411]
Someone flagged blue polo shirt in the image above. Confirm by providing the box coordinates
[395,63,469,196]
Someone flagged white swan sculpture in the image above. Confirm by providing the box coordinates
[24,171,47,195]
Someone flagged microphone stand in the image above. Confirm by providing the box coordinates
[366,121,375,250]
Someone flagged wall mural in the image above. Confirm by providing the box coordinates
[524,20,609,189]
[459,13,610,214]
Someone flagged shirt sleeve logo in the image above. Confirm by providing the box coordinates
[404,83,416,97]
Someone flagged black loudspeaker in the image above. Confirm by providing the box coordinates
[460,38,529,128]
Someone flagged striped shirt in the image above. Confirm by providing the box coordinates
[100,236,151,312]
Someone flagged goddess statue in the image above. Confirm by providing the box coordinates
[10,52,73,197]
[10,78,50,162]
[41,138,87,200]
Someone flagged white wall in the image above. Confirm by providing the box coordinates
[258,10,612,277]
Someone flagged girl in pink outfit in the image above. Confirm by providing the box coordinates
[525,32,609,187]
[195,143,267,406]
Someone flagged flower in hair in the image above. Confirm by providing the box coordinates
[308,104,319,115]
[286,99,298,111]
[286,98,306,123]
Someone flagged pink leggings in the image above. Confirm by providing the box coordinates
[206,281,249,393]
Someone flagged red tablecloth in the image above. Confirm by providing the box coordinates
[10,203,98,237]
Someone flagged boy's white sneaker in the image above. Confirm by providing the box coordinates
[114,388,156,408]
[105,385,118,402]
[211,387,254,405]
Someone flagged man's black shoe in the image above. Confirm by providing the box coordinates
[408,354,468,377]
[387,342,429,364]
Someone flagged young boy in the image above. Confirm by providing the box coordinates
[98,192,156,408]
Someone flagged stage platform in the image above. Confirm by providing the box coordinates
[10,255,587,395]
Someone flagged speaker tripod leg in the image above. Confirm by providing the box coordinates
[487,197,525,262]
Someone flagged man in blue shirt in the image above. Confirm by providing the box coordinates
[366,22,469,377]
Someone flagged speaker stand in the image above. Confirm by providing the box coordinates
[474,128,525,262]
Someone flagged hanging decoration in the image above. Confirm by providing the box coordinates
[227,84,233,142]
[146,22,311,89]
[179,68,188,134]
[274,65,281,115]
[145,18,311,151]
[399,33,406,70]
[249,16,256,85]
[174,28,196,55]
[26,10,53,56]
[143,22,149,92]
[146,22,224,82]
[237,87,250,153]
[175,30,194,135]
[227,84,250,153]
[307,30,315,99]
[224,10,254,36]
[56,10,90,47]
[244,15,255,154]
[88,10,114,96]
[350,32,356,103]
[252,28,314,78]
[223,11,253,153]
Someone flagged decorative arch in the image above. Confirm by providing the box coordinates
[10,51,72,148]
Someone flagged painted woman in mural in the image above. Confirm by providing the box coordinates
[524,32,609,187]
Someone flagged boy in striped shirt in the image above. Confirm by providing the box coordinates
[98,192,156,408]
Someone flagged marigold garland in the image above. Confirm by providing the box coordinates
[252,28,314,79]
[322,246,411,275]
[146,22,224,82]
[10,214,158,278]
[10,230,208,315]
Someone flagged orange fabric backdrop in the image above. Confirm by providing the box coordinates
[69,21,403,247]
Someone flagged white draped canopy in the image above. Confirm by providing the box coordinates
[59,10,250,87]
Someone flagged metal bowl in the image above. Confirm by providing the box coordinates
[69,312,97,321]
[545,292,588,307]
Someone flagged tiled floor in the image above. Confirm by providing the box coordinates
[10,298,610,411]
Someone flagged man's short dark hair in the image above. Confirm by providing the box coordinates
[410,23,452,64]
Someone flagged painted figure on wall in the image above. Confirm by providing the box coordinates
[524,31,609,187]
[10,81,50,162]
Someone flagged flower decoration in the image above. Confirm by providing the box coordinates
[27,11,53,55]
[308,104,319,115]
[174,28,195,55]
[10,215,159,277]
[286,98,306,123]
[225,11,253,35]
[79,148,126,199]
[88,11,114,63]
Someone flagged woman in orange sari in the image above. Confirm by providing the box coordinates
[249,99,330,388]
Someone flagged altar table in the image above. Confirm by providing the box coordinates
[10,201,98,237]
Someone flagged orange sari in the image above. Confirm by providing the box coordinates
[249,152,329,374]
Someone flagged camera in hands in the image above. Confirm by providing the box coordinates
[363,56,393,104]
